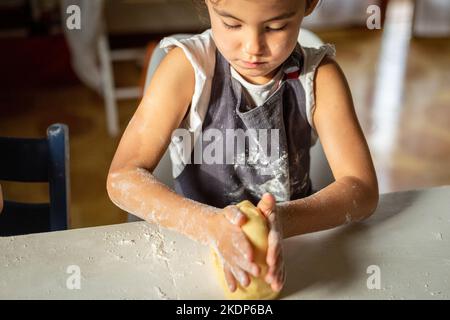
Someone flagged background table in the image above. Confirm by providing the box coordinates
[1,185,449,299]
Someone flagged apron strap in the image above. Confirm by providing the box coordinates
[284,66,300,80]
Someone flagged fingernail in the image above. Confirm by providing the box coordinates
[275,283,283,292]
[271,282,278,291]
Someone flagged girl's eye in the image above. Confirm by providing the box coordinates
[222,22,287,32]
[266,25,287,32]
[223,22,241,29]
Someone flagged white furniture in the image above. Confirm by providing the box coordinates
[97,33,145,137]
[61,0,208,136]
[99,0,208,136]
[1,185,449,299]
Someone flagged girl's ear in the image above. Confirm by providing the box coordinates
[305,0,320,16]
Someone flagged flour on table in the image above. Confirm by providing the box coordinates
[118,239,136,246]
[432,232,443,240]
[154,286,169,300]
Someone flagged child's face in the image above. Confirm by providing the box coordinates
[206,0,307,85]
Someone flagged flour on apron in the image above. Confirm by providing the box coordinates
[174,44,313,208]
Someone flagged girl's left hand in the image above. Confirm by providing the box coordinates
[256,193,286,292]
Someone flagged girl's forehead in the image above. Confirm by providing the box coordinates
[210,0,304,9]
[209,0,304,17]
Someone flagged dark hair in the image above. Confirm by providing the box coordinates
[191,0,210,24]
[192,0,323,19]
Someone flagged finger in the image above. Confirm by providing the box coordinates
[231,266,250,288]
[257,193,276,218]
[272,280,283,292]
[272,266,286,292]
[232,232,254,263]
[267,245,282,270]
[265,267,274,284]
[265,263,278,284]
[266,243,280,267]
[266,266,282,291]
[266,231,281,266]
[275,258,287,290]
[224,206,247,226]
[224,266,237,292]
[235,256,260,277]
[265,249,283,283]
[231,233,259,276]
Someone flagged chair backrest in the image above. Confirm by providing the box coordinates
[0,124,70,236]
[143,28,333,196]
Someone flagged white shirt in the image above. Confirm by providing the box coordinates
[230,66,284,109]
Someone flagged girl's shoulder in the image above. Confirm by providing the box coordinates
[159,29,217,79]
[298,43,337,145]
[158,30,217,179]
[299,43,336,76]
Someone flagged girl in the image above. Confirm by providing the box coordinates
[107,0,379,294]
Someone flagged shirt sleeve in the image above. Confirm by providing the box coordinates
[299,43,337,145]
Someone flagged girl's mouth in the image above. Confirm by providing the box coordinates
[241,60,267,68]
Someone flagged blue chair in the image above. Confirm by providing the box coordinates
[0,124,70,236]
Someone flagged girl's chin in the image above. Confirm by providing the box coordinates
[236,65,271,75]
[240,67,280,79]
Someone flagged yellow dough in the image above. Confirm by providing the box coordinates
[211,200,279,300]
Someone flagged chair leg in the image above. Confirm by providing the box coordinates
[98,33,120,137]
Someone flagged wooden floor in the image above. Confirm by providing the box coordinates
[0,28,449,229]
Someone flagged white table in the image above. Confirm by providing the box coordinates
[1,185,449,299]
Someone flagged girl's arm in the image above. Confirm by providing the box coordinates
[279,57,379,238]
[107,47,203,236]
[106,47,259,291]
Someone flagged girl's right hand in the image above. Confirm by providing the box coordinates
[207,205,260,292]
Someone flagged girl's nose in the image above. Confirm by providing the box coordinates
[243,30,265,58]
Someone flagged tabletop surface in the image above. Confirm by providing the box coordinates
[1,185,449,299]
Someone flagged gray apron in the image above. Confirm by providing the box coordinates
[174,43,312,208]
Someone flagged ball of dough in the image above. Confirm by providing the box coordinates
[211,200,279,300]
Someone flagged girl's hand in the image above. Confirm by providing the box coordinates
[207,205,260,292]
[257,193,286,292]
